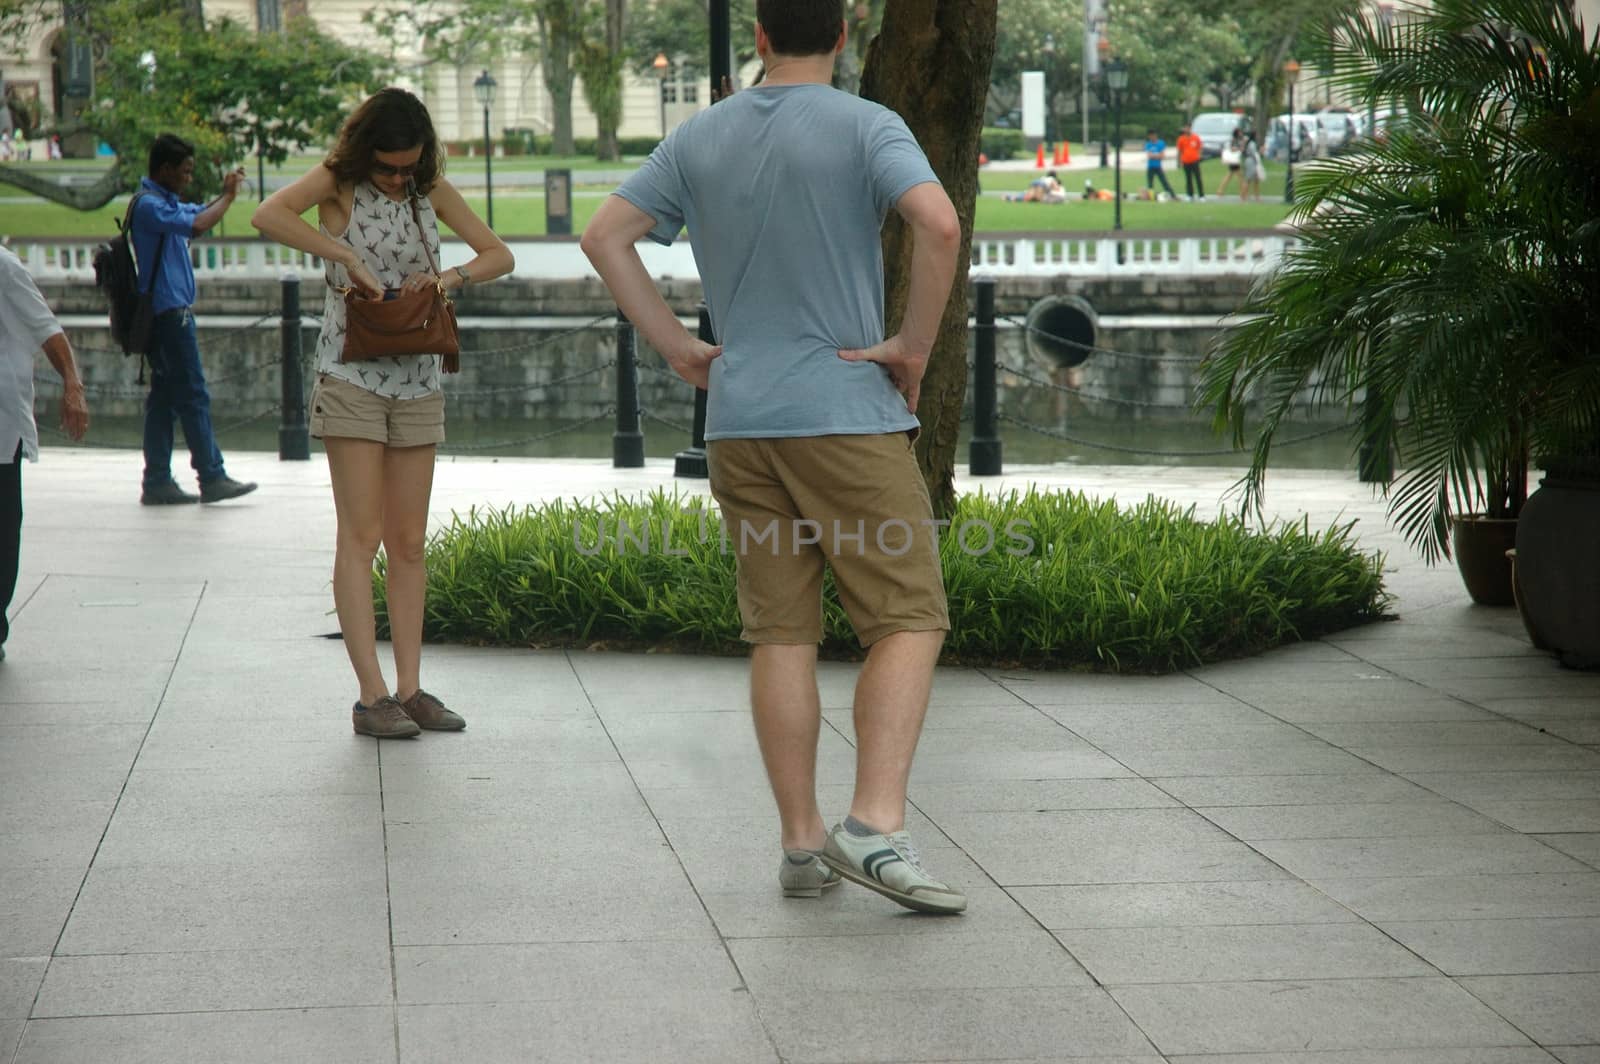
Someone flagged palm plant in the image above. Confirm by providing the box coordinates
[1199,0,1600,562]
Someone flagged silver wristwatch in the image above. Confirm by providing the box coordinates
[454,265,471,287]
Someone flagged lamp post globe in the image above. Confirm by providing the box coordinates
[473,69,497,228]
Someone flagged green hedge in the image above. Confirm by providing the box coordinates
[445,135,663,158]
[376,488,1390,673]
[981,127,1025,161]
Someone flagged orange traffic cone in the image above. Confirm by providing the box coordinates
[1059,141,1070,164]
[1035,143,1046,168]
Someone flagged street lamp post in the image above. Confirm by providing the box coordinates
[1283,57,1300,204]
[472,69,497,229]
[1107,57,1128,259]
[652,51,670,139]
[1097,36,1111,168]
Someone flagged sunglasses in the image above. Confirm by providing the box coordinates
[372,160,419,177]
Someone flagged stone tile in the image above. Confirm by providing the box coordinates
[1465,801,1600,834]
[1106,744,1380,778]
[1086,723,1328,753]
[907,748,1136,782]
[1301,722,1556,747]
[1154,773,1435,807]
[1036,702,1284,733]
[1406,773,1600,805]
[12,1007,396,1064]
[1459,974,1600,1045]
[0,1020,20,1063]
[55,866,388,955]
[1528,720,1600,744]
[0,701,153,726]
[908,720,1111,757]
[996,671,1239,706]
[398,996,778,1064]
[393,942,742,1004]
[731,931,1091,993]
[0,826,105,870]
[1012,880,1361,930]
[1197,801,1511,840]
[365,716,621,766]
[1167,1051,1558,1064]
[1260,698,1501,724]
[1189,660,1404,685]
[909,778,1179,816]
[695,885,1040,940]
[1057,922,1433,984]
[1386,657,1583,681]
[1538,835,1600,866]
[32,948,391,1016]
[1378,918,1600,976]
[1312,874,1600,922]
[937,808,1287,886]
[636,781,940,831]
[1210,680,1441,710]
[1251,835,1589,880]
[125,760,380,800]
[1351,745,1600,774]
[1110,978,1532,1056]
[754,987,1156,1063]
[1550,1048,1600,1064]
[89,818,384,870]
[1484,697,1600,721]
[0,959,44,1019]
[1431,676,1600,702]
[0,866,82,957]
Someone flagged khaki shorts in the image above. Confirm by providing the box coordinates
[707,433,950,647]
[310,374,445,447]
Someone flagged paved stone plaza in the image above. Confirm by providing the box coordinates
[2,450,1597,1063]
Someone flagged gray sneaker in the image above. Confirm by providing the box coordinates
[779,849,842,898]
[822,822,967,914]
[352,697,421,739]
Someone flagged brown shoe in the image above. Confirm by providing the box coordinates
[352,697,421,739]
[401,689,466,731]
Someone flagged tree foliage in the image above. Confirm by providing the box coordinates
[0,0,383,207]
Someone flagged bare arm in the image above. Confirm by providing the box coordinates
[837,181,960,412]
[251,165,381,297]
[427,180,514,292]
[191,169,245,237]
[580,195,720,388]
[41,332,88,440]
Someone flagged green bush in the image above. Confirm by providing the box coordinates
[376,488,1390,673]
[981,127,1024,161]
[530,134,662,157]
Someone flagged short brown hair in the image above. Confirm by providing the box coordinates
[324,88,445,193]
[757,0,843,57]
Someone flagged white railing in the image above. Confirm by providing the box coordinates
[14,230,1292,283]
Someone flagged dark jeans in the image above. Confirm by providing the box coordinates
[1147,166,1176,196]
[1183,161,1205,198]
[1,441,21,647]
[143,308,225,489]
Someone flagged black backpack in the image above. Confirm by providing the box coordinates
[92,192,166,359]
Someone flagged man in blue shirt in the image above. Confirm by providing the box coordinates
[131,134,256,505]
[1144,129,1177,198]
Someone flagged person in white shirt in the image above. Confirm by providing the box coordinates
[0,245,90,660]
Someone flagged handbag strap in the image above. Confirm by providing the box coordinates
[406,183,443,279]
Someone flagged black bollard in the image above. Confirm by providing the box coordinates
[674,303,711,478]
[278,275,310,461]
[613,311,645,468]
[969,276,1003,475]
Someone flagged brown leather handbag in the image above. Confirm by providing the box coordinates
[338,192,461,374]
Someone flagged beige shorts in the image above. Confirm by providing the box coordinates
[310,374,445,447]
[707,433,950,647]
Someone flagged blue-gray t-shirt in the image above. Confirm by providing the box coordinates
[613,82,938,440]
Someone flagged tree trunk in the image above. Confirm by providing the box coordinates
[538,1,579,156]
[597,0,625,161]
[860,0,996,517]
[0,161,123,209]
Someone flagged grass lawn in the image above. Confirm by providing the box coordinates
[1,155,1295,238]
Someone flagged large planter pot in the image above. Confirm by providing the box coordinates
[1451,515,1518,606]
[1514,471,1600,668]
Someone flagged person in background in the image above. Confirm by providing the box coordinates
[1176,123,1205,201]
[0,244,90,662]
[1144,129,1177,198]
[251,88,513,740]
[130,134,257,506]
[1216,126,1245,198]
[1241,129,1266,202]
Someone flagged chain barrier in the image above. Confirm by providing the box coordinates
[445,360,615,399]
[214,406,281,434]
[438,408,616,453]
[997,412,1349,458]
[993,359,1197,411]
[452,314,618,357]
[1001,314,1207,364]
[642,410,692,435]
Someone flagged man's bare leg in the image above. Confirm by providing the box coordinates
[750,642,827,851]
[848,629,945,832]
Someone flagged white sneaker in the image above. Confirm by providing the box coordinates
[822,822,966,914]
[779,849,841,898]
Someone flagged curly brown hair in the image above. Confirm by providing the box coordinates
[324,88,445,193]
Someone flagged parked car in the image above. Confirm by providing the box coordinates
[1190,111,1246,158]
[1267,113,1325,161]
[1317,107,1359,153]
